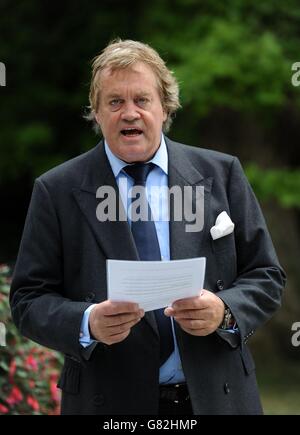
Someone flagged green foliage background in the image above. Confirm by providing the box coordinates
[0,0,299,186]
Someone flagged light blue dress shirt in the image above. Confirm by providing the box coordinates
[80,135,185,384]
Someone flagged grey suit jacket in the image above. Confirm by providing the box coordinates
[10,137,286,414]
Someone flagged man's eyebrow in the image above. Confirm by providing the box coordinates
[105,93,122,100]
[105,91,152,99]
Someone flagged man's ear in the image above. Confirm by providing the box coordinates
[94,110,101,125]
[163,110,168,123]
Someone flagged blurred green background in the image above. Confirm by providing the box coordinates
[0,0,299,414]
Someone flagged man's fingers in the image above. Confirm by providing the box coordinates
[172,309,206,320]
[101,300,141,316]
[175,318,205,330]
[104,331,131,345]
[102,310,144,327]
[105,318,142,335]
[164,307,174,317]
[102,317,143,344]
[171,290,209,311]
[89,301,144,344]
[172,297,206,311]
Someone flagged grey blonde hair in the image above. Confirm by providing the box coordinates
[85,39,181,133]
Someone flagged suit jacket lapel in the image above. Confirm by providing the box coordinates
[166,138,213,261]
[72,142,158,335]
[72,141,138,261]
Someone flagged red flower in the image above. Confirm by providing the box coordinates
[50,373,58,382]
[0,403,9,414]
[50,380,60,402]
[27,395,40,412]
[25,354,38,372]
[6,386,23,405]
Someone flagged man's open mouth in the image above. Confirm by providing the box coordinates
[121,128,143,137]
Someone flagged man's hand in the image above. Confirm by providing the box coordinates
[89,301,144,345]
[164,289,225,336]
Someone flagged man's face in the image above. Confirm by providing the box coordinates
[95,62,167,163]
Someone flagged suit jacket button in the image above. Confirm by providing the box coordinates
[93,394,104,406]
[224,383,230,394]
[85,292,95,302]
[216,280,224,291]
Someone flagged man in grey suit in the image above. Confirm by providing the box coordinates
[10,39,286,415]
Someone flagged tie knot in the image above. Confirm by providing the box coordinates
[123,162,155,185]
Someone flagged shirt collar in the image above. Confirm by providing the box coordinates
[104,134,168,177]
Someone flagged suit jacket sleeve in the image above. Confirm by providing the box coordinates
[10,179,92,361]
[216,157,286,347]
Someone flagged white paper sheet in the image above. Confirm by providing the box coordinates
[106,257,206,311]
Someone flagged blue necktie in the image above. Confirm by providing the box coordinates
[123,163,174,365]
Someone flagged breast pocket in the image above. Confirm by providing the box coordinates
[211,232,235,254]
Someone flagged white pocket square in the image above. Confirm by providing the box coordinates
[210,211,235,240]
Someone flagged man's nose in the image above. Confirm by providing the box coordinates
[120,101,141,121]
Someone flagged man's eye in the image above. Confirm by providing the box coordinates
[109,99,122,106]
[109,99,125,110]
[136,98,149,107]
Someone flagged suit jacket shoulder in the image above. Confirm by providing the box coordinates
[165,136,238,184]
[36,143,105,192]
